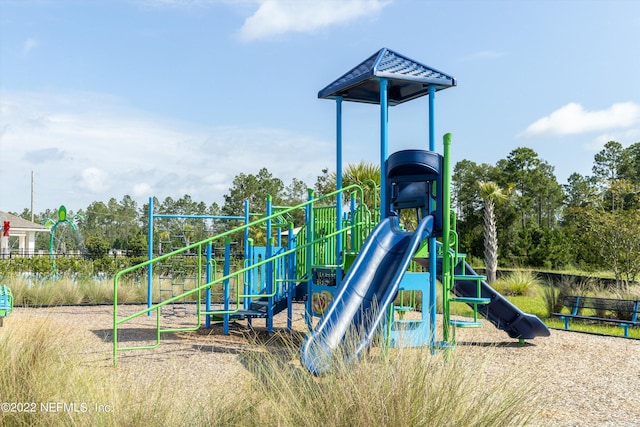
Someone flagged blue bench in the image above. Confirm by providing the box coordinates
[0,285,13,327]
[553,295,640,337]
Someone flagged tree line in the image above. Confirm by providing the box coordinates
[8,141,640,285]
[453,141,639,288]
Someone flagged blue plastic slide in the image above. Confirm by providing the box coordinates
[451,262,550,339]
[301,215,434,375]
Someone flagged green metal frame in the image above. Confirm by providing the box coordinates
[439,134,490,345]
[113,184,374,365]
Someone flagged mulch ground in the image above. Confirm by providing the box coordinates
[4,304,640,426]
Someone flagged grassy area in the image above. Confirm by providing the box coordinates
[545,317,640,339]
[448,270,640,339]
[1,273,234,307]
[0,318,237,426]
[4,274,148,306]
[4,268,638,339]
[493,266,616,280]
[0,317,541,427]
[2,268,637,425]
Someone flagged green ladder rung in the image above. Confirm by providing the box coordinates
[450,297,491,305]
[393,319,423,324]
[433,341,456,350]
[453,274,487,281]
[449,319,482,328]
[394,305,416,312]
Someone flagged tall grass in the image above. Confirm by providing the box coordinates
[1,317,541,426]
[236,332,539,427]
[492,270,541,297]
[540,276,593,316]
[0,318,243,426]
[4,274,147,306]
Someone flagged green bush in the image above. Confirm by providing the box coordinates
[493,270,541,297]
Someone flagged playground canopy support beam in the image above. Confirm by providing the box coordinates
[336,96,343,286]
[379,78,388,219]
[428,84,437,350]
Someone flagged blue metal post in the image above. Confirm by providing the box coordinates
[266,195,273,332]
[380,78,388,219]
[287,221,295,331]
[244,200,250,311]
[428,85,437,350]
[223,237,231,335]
[147,197,154,317]
[244,200,250,253]
[305,189,314,331]
[246,238,254,328]
[336,96,343,287]
[429,85,436,150]
[205,242,212,328]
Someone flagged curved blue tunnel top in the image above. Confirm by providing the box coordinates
[318,48,456,106]
[386,149,442,179]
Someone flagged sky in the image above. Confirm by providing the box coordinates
[1,0,639,215]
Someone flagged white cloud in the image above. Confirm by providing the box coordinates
[132,182,153,196]
[520,102,640,137]
[22,37,39,56]
[583,128,640,152]
[78,168,109,193]
[238,0,392,42]
[0,90,332,212]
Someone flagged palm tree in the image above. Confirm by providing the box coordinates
[478,181,508,284]
[342,162,380,209]
[315,162,380,209]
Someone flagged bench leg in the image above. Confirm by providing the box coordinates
[562,317,570,330]
[0,317,3,327]
[620,324,629,337]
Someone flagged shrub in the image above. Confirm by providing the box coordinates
[493,270,541,297]
[540,276,591,316]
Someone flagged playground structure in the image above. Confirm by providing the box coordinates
[0,285,13,327]
[44,205,84,272]
[145,198,247,323]
[112,48,549,368]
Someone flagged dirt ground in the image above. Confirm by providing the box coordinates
[5,304,640,427]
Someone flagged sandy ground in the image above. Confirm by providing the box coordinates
[4,304,640,426]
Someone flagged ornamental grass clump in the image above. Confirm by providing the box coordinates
[0,317,242,426]
[235,331,540,427]
[494,270,541,297]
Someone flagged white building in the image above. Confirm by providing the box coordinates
[0,211,50,258]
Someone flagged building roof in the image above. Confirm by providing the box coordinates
[318,47,456,106]
[0,211,50,233]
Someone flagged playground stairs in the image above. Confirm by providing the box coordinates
[447,249,490,328]
[385,250,492,350]
[229,294,287,320]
